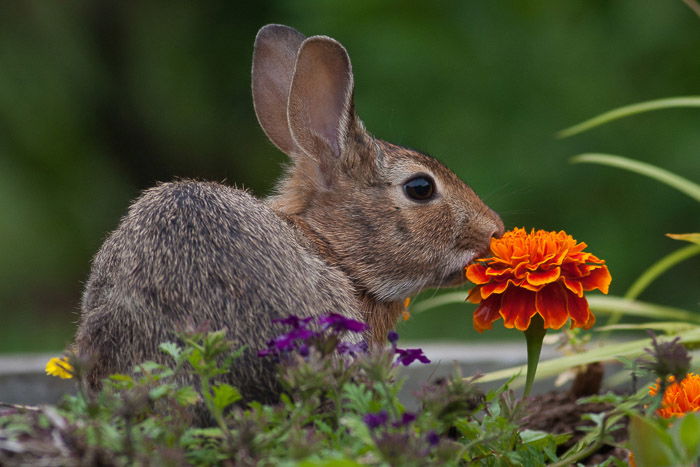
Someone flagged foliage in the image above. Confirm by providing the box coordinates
[1,324,595,466]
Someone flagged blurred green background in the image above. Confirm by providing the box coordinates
[1,1,698,352]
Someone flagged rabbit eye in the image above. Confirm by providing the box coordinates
[403,175,435,202]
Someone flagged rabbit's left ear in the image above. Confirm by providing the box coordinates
[252,24,306,156]
[287,36,356,174]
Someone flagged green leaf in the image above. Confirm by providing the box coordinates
[149,384,174,400]
[557,96,700,138]
[595,322,698,334]
[175,386,200,406]
[108,373,134,383]
[339,416,374,446]
[588,296,699,323]
[570,153,700,203]
[211,383,241,410]
[411,291,469,314]
[628,414,675,467]
[135,361,164,373]
[672,412,700,460]
[667,233,700,246]
[624,244,700,301]
[299,459,364,467]
[477,327,700,385]
[159,342,182,360]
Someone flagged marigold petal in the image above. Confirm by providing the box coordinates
[481,280,511,298]
[467,287,482,304]
[526,267,561,286]
[466,264,490,284]
[562,277,584,297]
[473,295,502,333]
[500,287,537,331]
[566,292,594,329]
[535,283,570,330]
[580,265,612,294]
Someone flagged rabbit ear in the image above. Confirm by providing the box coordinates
[287,36,355,184]
[252,24,306,155]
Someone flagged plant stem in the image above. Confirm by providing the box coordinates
[523,315,547,398]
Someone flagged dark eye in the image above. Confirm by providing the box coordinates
[403,175,435,201]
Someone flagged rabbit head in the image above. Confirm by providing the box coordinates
[252,24,504,305]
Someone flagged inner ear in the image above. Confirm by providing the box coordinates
[252,24,306,156]
[287,36,354,164]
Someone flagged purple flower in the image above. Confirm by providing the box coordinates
[337,340,369,356]
[392,412,416,427]
[395,348,431,366]
[363,410,389,429]
[319,313,368,333]
[426,431,440,446]
[387,330,399,346]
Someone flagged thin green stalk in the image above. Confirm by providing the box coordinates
[571,153,700,203]
[523,315,547,397]
[605,244,700,327]
[557,96,700,138]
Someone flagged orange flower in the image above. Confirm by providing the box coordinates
[649,373,700,418]
[466,228,611,332]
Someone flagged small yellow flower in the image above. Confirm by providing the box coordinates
[45,357,74,379]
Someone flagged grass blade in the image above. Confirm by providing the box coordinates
[623,244,700,301]
[667,233,700,245]
[557,96,700,138]
[476,326,700,385]
[571,153,700,203]
[589,295,699,323]
[411,291,468,314]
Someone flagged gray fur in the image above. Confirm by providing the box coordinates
[76,181,360,402]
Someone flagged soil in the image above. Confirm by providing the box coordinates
[522,362,630,465]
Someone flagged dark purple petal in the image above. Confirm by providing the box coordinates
[363,410,388,429]
[395,348,431,366]
[337,340,369,356]
[392,412,416,427]
[426,431,440,446]
[387,331,399,345]
[298,344,310,357]
[319,313,368,333]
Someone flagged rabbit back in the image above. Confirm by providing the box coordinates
[76,180,360,401]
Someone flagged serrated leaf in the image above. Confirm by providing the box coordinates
[211,383,241,410]
[175,386,200,406]
[108,374,134,383]
[135,361,164,373]
[184,427,225,439]
[159,342,182,359]
[149,384,173,400]
[667,233,700,246]
[299,459,364,467]
[339,416,373,446]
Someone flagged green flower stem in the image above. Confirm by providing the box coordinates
[523,314,547,398]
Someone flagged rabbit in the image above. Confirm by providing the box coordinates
[73,24,504,407]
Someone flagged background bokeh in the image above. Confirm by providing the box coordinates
[1,1,698,352]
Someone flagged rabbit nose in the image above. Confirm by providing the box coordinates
[491,216,505,239]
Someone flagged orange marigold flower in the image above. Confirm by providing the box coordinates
[466,227,611,332]
[649,373,700,418]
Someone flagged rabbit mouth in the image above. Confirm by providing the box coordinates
[441,250,478,287]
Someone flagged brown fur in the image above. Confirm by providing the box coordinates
[74,24,503,410]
